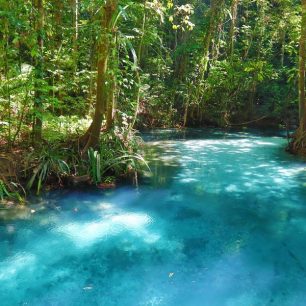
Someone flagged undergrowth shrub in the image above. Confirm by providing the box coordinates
[87,126,149,185]
[0,179,24,203]
[25,146,70,195]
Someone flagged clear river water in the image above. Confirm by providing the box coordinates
[1,129,306,306]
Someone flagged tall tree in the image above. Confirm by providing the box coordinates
[227,0,239,59]
[189,0,225,108]
[131,0,147,128]
[81,0,118,151]
[292,0,306,152]
[72,0,79,70]
[299,0,306,131]
[32,0,45,142]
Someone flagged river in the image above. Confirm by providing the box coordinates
[1,129,306,305]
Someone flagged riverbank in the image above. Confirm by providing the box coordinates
[0,126,147,204]
[0,125,301,204]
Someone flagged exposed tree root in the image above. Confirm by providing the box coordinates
[287,129,306,155]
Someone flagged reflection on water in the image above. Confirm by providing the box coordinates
[1,129,306,306]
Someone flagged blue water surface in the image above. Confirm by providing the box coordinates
[1,129,306,306]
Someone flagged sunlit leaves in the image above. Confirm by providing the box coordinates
[169,4,195,31]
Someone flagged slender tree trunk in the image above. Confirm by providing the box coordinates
[299,0,306,132]
[228,0,239,59]
[211,19,223,64]
[3,19,12,148]
[105,31,118,132]
[192,0,224,126]
[202,0,224,68]
[247,0,265,120]
[131,1,147,129]
[54,0,62,46]
[72,0,79,71]
[106,74,116,130]
[183,83,191,127]
[172,30,189,120]
[242,2,253,60]
[248,81,257,119]
[200,8,214,79]
[82,0,117,151]
[280,27,286,67]
[196,0,224,97]
[290,0,306,153]
[88,6,96,105]
[32,0,44,143]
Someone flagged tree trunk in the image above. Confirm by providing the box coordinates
[172,30,189,119]
[32,0,44,143]
[106,73,116,130]
[247,0,265,120]
[211,18,223,64]
[196,0,224,97]
[82,0,117,151]
[131,1,147,129]
[72,0,79,71]
[183,84,191,127]
[54,0,63,47]
[299,0,306,132]
[3,19,12,148]
[280,28,286,67]
[290,0,306,153]
[228,0,239,59]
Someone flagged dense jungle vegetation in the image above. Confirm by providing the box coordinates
[1,0,306,201]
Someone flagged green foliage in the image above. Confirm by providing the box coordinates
[26,146,70,195]
[88,148,102,184]
[0,180,11,201]
[0,179,24,203]
[0,0,301,137]
[0,0,303,199]
[87,126,149,184]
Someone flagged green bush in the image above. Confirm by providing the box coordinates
[25,146,70,195]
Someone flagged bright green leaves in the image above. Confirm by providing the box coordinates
[168,4,195,32]
[88,148,102,184]
[26,146,70,195]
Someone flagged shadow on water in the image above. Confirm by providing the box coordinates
[141,127,289,141]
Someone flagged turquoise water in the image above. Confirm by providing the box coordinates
[1,129,306,305]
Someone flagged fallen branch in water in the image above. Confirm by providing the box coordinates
[226,116,268,126]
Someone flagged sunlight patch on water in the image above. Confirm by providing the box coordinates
[278,167,305,177]
[0,253,36,281]
[57,212,155,248]
[180,178,198,183]
[225,184,239,192]
[253,140,278,146]
[90,202,114,212]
